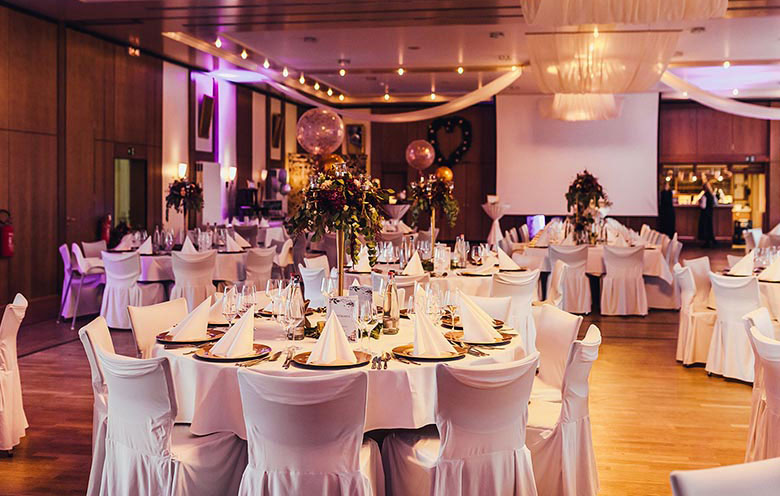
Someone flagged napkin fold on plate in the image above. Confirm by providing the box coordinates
[497,247,520,270]
[181,236,198,254]
[353,245,372,272]
[412,287,457,357]
[231,218,241,226]
[759,255,780,282]
[459,292,503,343]
[612,235,628,247]
[137,237,153,255]
[209,293,228,325]
[259,218,270,228]
[233,231,252,249]
[307,312,357,365]
[115,234,133,251]
[210,304,255,357]
[350,278,361,288]
[225,234,243,252]
[403,251,425,276]
[170,298,211,340]
[730,249,755,276]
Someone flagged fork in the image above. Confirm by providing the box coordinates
[382,352,389,369]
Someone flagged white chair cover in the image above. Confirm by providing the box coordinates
[382,353,540,496]
[491,270,541,354]
[82,240,107,258]
[100,251,165,329]
[469,295,512,323]
[548,245,590,314]
[706,273,761,382]
[670,457,780,496]
[170,250,216,312]
[745,228,762,253]
[744,308,775,463]
[601,245,648,316]
[70,243,106,329]
[527,325,601,496]
[543,259,566,308]
[304,254,330,273]
[674,265,716,365]
[683,256,713,310]
[520,224,530,243]
[299,265,327,309]
[245,247,276,290]
[532,304,583,402]
[0,294,27,451]
[58,243,103,320]
[646,236,682,310]
[77,316,115,496]
[274,239,294,268]
[745,325,780,461]
[127,298,189,358]
[96,349,247,495]
[236,369,384,496]
[509,227,519,243]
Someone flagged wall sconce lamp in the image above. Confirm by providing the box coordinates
[178,162,188,179]
[226,166,237,188]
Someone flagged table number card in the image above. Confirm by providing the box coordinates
[349,286,373,308]
[327,296,358,340]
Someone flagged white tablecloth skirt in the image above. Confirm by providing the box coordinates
[139,253,247,282]
[153,316,524,439]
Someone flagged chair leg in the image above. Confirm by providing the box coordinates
[57,274,72,324]
[71,278,84,330]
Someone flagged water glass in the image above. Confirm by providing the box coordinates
[239,284,256,315]
[222,286,238,325]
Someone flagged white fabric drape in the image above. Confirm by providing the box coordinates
[538,93,622,121]
[520,0,726,25]
[0,294,28,451]
[482,203,508,246]
[527,30,680,94]
[601,245,648,316]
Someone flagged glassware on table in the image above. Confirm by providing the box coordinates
[357,298,374,353]
[284,276,305,350]
[265,279,281,322]
[222,286,238,326]
[381,271,400,335]
[239,283,256,315]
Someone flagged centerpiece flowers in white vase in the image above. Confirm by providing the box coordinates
[565,170,611,245]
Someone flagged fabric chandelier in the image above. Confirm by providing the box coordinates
[538,94,623,121]
[519,0,727,25]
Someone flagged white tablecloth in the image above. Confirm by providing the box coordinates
[153,316,524,439]
[139,252,247,282]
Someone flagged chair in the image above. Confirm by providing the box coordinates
[527,325,601,496]
[706,273,761,382]
[743,308,776,463]
[70,243,106,329]
[234,225,259,247]
[82,240,107,258]
[646,236,682,310]
[127,298,189,358]
[304,254,330,273]
[675,265,717,365]
[274,239,294,279]
[532,304,583,403]
[245,247,276,290]
[670,457,780,496]
[236,369,384,495]
[541,259,567,308]
[640,224,651,241]
[99,251,165,329]
[0,294,28,453]
[382,353,540,496]
[263,226,286,247]
[548,245,590,314]
[745,228,762,253]
[520,224,530,243]
[170,250,217,312]
[370,272,429,307]
[491,269,541,355]
[683,257,713,310]
[96,349,247,494]
[498,235,513,255]
[58,244,103,324]
[298,265,327,309]
[77,316,114,496]
[601,245,648,316]
[744,327,780,461]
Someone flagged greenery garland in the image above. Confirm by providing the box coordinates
[407,174,459,228]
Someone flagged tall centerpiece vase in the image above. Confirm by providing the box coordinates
[430,208,437,250]
[336,229,345,296]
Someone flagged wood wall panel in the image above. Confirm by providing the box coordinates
[236,85,253,189]
[0,8,8,131]
[658,105,696,162]
[0,131,8,303]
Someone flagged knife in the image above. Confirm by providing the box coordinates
[282,350,294,369]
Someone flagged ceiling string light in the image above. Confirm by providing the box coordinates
[263,58,270,69]
[299,73,306,84]
[215,38,222,48]
[240,49,248,60]
[314,81,320,90]
[397,67,405,76]
[327,88,333,96]
[338,94,345,101]
[339,68,347,77]
[457,66,464,74]
[282,67,289,77]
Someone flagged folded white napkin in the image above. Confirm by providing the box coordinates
[412,287,457,357]
[350,278,361,288]
[459,293,503,343]
[730,249,755,276]
[225,234,243,252]
[250,218,260,226]
[137,237,153,255]
[209,294,228,325]
[259,218,270,228]
[535,230,548,246]
[170,299,211,340]
[115,234,133,250]
[307,312,357,365]
[210,304,255,357]
[181,236,197,254]
[233,232,251,248]
[612,235,628,247]
[760,256,780,282]
[231,218,241,226]
[403,251,425,276]
[354,245,371,272]
[398,221,414,234]
[497,248,520,270]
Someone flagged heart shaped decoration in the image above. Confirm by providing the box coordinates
[427,116,472,167]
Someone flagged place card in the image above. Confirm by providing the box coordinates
[327,296,358,341]
[349,285,373,308]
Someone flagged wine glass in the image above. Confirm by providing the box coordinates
[222,286,238,326]
[240,284,256,315]
[284,291,305,351]
[443,289,459,330]
[265,279,281,322]
[357,298,374,354]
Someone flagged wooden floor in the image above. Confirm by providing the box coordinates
[0,246,753,495]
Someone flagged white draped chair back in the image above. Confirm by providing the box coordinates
[683,256,713,309]
[70,243,106,329]
[100,251,165,329]
[745,328,780,461]
[274,239,294,277]
[0,294,28,452]
[745,228,762,253]
[706,273,761,382]
[674,265,716,365]
[245,247,276,290]
[77,316,114,496]
[527,325,601,496]
[498,235,513,255]
[548,245,590,314]
[744,308,776,463]
[128,298,189,358]
[520,224,530,243]
[533,304,583,402]
[647,234,682,310]
[601,245,647,316]
[234,225,259,247]
[298,265,327,308]
[545,260,567,308]
[82,240,107,258]
[670,457,780,496]
[58,243,103,324]
[304,254,330,273]
[170,250,216,311]
[490,269,540,354]
[509,227,519,243]
[469,295,512,323]
[236,369,383,496]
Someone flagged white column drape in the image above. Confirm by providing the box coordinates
[520,0,727,25]
[483,203,508,246]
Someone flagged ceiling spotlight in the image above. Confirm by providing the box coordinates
[732,88,739,96]
[691,175,698,182]
[314,81,320,90]
[593,26,599,38]
[397,67,405,76]
[384,92,390,101]
[430,92,436,100]
[299,73,305,84]
[215,38,222,48]
[327,88,333,96]
[282,67,289,77]
[723,60,731,69]
[511,65,518,71]
[339,68,346,77]
[718,175,724,181]
[263,58,270,69]
[338,94,345,101]
[457,66,464,74]
[665,176,671,182]
[240,49,248,59]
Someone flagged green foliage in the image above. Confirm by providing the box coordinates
[564,170,610,240]
[407,175,459,228]
[165,179,204,221]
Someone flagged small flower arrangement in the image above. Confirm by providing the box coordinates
[564,170,610,244]
[285,165,393,264]
[165,179,204,221]
[407,174,459,228]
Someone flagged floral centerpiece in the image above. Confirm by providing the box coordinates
[407,174,459,247]
[165,179,204,225]
[285,164,392,294]
[565,170,610,245]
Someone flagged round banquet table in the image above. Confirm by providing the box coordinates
[138,252,247,282]
[152,314,525,439]
[343,264,494,298]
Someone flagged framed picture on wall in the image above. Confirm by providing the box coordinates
[346,124,365,154]
[269,98,283,162]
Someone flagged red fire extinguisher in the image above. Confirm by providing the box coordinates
[0,210,13,258]
[101,214,112,244]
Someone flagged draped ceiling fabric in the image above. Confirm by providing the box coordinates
[520,0,727,25]
[526,30,680,94]
[538,94,623,121]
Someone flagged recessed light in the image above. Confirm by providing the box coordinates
[457,66,464,74]
[732,88,739,95]
[215,38,222,48]
[397,67,405,76]
[339,68,346,77]
[240,49,248,59]
[498,55,511,61]
[723,60,731,69]
[690,26,706,34]
[338,94,345,101]
[384,92,390,101]
[263,59,270,69]
[430,92,436,100]
[299,73,305,84]
[314,82,320,90]
[327,88,333,96]
[282,67,289,77]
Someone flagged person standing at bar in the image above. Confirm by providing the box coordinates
[658,181,676,238]
[697,180,717,248]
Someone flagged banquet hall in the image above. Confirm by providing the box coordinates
[3,0,780,495]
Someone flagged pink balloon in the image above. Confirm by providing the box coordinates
[296,108,345,155]
[405,140,435,171]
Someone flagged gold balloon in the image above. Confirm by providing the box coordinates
[436,166,454,182]
[321,154,345,171]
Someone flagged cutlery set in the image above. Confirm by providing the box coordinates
[235,351,283,368]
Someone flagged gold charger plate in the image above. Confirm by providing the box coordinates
[444,330,514,346]
[193,343,272,362]
[290,351,372,370]
[499,268,527,272]
[460,270,493,277]
[440,315,503,330]
[257,309,315,318]
[345,269,371,274]
[392,344,466,362]
[156,328,225,345]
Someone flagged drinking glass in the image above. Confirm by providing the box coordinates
[357,298,374,353]
[240,284,256,315]
[265,279,281,322]
[222,286,238,326]
[284,291,305,351]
